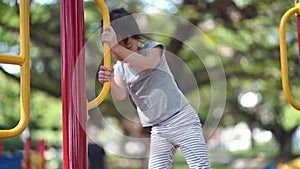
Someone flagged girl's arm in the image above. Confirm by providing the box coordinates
[98,66,127,100]
[110,75,127,100]
[113,45,162,72]
[102,26,162,72]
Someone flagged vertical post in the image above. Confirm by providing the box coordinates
[37,140,46,169]
[297,15,300,66]
[296,0,300,67]
[0,142,3,155]
[24,137,31,169]
[60,0,87,168]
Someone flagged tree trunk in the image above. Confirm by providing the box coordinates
[279,133,293,158]
[272,124,296,159]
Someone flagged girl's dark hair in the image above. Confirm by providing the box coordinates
[101,8,142,44]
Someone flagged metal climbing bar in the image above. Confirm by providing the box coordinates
[0,0,30,139]
[279,0,300,111]
[0,54,24,65]
[87,0,111,110]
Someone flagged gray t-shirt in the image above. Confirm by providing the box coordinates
[114,41,189,126]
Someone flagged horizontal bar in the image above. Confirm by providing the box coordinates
[0,54,24,65]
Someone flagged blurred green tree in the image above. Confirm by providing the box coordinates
[0,0,299,160]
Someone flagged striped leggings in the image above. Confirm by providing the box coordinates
[148,105,211,169]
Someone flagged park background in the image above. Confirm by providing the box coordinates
[0,0,300,168]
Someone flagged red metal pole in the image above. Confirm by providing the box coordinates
[60,0,87,169]
[0,142,3,155]
[37,140,45,169]
[24,137,31,169]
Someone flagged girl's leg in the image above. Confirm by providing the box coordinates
[148,128,176,169]
[179,122,211,169]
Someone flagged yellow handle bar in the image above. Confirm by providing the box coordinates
[0,0,30,139]
[279,1,300,111]
[87,0,111,110]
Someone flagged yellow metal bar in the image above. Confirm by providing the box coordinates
[0,54,24,65]
[0,0,30,139]
[87,0,111,110]
[296,0,300,9]
[279,4,300,111]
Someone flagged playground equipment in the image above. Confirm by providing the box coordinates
[0,0,110,137]
[277,157,300,169]
[0,139,45,169]
[61,0,111,168]
[0,0,30,139]
[279,0,300,111]
[0,153,23,169]
[278,1,300,168]
[87,0,111,110]
[0,0,110,168]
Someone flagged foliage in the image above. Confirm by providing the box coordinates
[0,0,299,160]
[0,70,20,129]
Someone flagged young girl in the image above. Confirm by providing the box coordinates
[98,8,211,169]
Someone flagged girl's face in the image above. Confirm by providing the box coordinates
[119,37,139,52]
[112,37,139,61]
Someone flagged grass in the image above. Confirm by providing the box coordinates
[230,143,279,159]
[106,150,231,169]
[106,143,281,169]
[172,151,188,169]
